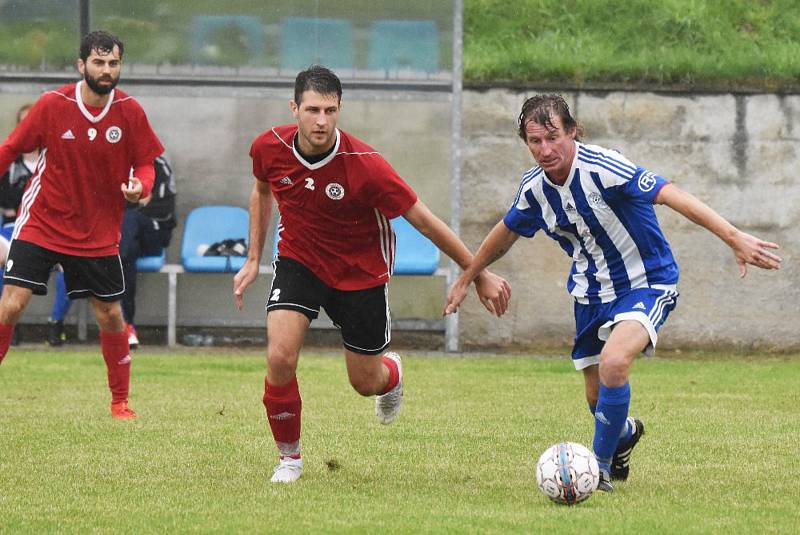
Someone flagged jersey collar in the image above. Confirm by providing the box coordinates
[75,80,115,123]
[292,129,340,170]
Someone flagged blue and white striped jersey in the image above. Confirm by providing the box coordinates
[503,142,679,304]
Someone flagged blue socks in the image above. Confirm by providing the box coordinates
[592,383,631,470]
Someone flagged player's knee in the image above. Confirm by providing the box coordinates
[598,352,630,385]
[267,348,298,377]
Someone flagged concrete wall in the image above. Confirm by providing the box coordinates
[1,82,797,349]
[0,81,451,332]
[459,89,798,351]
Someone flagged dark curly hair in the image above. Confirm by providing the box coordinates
[79,30,124,62]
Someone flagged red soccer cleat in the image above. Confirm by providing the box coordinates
[126,324,139,349]
[111,401,137,420]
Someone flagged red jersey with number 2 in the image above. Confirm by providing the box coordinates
[250,125,418,291]
[0,81,163,256]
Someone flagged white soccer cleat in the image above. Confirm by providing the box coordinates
[375,352,403,425]
[270,457,303,483]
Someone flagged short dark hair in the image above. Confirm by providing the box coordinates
[294,65,342,105]
[79,30,124,62]
[517,94,582,141]
[16,103,33,124]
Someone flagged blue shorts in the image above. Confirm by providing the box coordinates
[571,286,679,370]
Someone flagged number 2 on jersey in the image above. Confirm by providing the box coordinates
[304,177,315,190]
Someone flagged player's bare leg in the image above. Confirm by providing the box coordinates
[0,285,32,365]
[346,350,403,424]
[265,309,308,483]
[92,298,135,420]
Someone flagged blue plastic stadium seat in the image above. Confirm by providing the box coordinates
[280,17,354,70]
[181,205,249,273]
[391,217,440,275]
[136,250,166,272]
[191,15,266,66]
[367,20,439,74]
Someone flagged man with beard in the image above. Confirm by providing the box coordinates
[0,30,163,419]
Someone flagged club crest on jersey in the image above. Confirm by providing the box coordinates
[638,171,657,192]
[587,192,606,208]
[105,126,122,144]
[325,182,345,200]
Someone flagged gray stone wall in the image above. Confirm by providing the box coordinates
[0,82,797,349]
[459,89,798,351]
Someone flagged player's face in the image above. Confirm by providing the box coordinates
[78,45,122,96]
[524,115,577,185]
[290,90,340,155]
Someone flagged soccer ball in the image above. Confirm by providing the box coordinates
[535,442,599,505]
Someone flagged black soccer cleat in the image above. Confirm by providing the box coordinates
[47,319,66,347]
[597,468,614,493]
[611,417,645,481]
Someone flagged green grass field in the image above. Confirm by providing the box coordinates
[1,347,799,533]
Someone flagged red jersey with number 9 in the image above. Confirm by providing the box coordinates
[250,125,418,290]
[0,82,163,256]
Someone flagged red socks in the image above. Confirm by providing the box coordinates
[100,331,131,404]
[263,376,302,458]
[0,324,13,365]
[380,354,399,395]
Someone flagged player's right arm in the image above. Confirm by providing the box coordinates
[233,180,273,310]
[444,220,520,316]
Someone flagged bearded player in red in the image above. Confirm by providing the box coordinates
[0,31,163,420]
[234,65,511,483]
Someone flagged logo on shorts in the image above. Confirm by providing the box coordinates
[325,182,345,200]
[638,171,657,192]
[633,301,646,310]
[105,126,122,143]
[5,259,12,272]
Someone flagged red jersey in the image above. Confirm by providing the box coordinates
[250,125,418,290]
[0,82,163,256]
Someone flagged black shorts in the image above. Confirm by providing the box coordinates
[267,256,390,355]
[5,239,125,302]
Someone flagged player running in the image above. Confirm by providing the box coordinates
[233,65,509,483]
[0,31,164,420]
[445,94,781,492]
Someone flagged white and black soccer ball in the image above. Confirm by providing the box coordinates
[535,442,599,505]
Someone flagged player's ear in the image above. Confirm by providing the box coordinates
[289,99,299,117]
[77,58,85,76]
[567,125,577,140]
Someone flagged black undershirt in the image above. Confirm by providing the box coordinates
[293,133,335,164]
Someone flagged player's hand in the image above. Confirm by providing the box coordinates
[233,259,259,310]
[731,230,781,278]
[444,276,470,315]
[474,270,511,317]
[122,176,144,203]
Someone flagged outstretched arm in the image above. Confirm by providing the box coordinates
[444,219,519,316]
[402,200,511,316]
[233,180,273,309]
[655,183,781,277]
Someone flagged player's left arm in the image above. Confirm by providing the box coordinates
[121,162,155,203]
[402,200,511,316]
[655,182,781,277]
